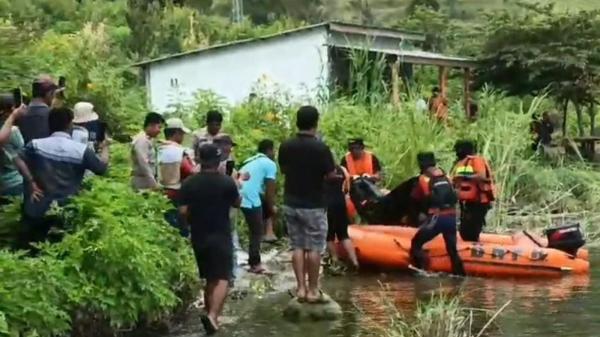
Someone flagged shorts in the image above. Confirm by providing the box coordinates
[283,205,327,252]
[192,235,233,282]
[327,202,350,242]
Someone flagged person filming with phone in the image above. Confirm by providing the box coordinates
[17,75,58,144]
[0,93,41,204]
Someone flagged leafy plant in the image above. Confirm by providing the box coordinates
[0,144,199,337]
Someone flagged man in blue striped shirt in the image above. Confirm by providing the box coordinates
[19,107,109,248]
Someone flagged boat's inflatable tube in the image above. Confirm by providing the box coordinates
[341,225,589,277]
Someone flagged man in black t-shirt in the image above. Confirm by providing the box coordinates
[278,106,335,304]
[179,144,240,335]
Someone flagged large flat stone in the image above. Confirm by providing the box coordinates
[283,293,343,322]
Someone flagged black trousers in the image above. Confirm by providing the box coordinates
[17,212,61,252]
[241,207,264,267]
[459,203,491,242]
[411,214,465,276]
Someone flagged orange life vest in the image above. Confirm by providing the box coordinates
[451,155,496,204]
[345,151,375,176]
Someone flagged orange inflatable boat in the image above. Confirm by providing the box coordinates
[342,225,590,278]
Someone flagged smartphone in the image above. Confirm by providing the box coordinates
[12,88,22,106]
[97,121,107,143]
[226,160,235,176]
[56,76,67,99]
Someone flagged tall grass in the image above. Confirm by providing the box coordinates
[167,50,600,239]
[385,293,510,337]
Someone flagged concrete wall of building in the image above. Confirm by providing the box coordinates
[146,27,329,112]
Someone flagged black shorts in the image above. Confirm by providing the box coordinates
[192,235,233,282]
[327,202,350,242]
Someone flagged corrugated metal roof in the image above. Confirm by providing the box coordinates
[334,44,478,68]
[133,21,426,67]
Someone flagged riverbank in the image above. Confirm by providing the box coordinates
[165,248,594,337]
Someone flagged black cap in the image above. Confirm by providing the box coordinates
[348,138,365,147]
[199,144,222,164]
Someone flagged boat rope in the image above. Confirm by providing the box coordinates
[393,238,558,262]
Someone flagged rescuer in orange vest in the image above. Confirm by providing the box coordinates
[341,138,382,182]
[409,152,465,276]
[451,140,496,242]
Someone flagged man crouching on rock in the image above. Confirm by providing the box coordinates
[179,144,241,335]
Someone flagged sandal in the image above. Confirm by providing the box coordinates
[262,236,279,244]
[287,289,306,302]
[200,315,219,335]
[248,266,273,275]
[305,289,329,305]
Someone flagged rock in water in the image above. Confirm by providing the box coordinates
[283,293,342,322]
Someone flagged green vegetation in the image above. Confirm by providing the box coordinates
[385,292,510,337]
[0,146,199,336]
[2,0,600,335]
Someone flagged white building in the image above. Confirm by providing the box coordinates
[135,21,475,113]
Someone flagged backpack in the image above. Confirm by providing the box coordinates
[426,170,457,210]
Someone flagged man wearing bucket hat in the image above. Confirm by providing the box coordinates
[158,118,196,237]
[158,118,196,201]
[73,102,107,152]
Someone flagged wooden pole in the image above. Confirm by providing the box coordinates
[562,99,568,137]
[438,66,448,97]
[464,67,472,119]
[391,56,400,107]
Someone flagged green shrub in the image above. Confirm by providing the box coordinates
[0,144,199,336]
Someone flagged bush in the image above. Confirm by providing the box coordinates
[175,88,600,238]
[0,144,199,337]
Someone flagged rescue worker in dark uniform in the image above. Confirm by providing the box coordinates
[410,152,465,276]
[451,140,496,242]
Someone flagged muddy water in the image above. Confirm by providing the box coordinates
[171,250,596,337]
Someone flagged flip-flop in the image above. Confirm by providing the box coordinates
[200,315,218,335]
[305,289,329,305]
[262,237,279,244]
[287,289,306,302]
[248,266,274,276]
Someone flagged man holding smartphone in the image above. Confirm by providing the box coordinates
[0,94,41,203]
[73,102,106,152]
[18,76,58,144]
[213,133,245,286]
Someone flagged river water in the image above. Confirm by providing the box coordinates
[172,250,596,337]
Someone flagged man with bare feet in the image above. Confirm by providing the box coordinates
[278,106,335,303]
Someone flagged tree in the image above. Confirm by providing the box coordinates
[477,4,600,136]
[126,0,168,58]
[348,0,374,25]
[406,0,440,15]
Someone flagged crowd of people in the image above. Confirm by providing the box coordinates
[0,76,110,249]
[0,76,497,336]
